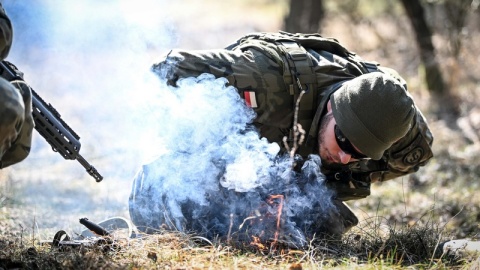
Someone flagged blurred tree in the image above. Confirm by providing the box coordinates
[399,0,446,95]
[399,0,461,118]
[443,0,471,57]
[283,0,324,33]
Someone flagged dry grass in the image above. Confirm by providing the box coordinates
[0,218,475,269]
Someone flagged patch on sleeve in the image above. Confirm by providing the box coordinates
[243,91,258,108]
[403,147,424,165]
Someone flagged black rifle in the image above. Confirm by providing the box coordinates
[0,60,103,182]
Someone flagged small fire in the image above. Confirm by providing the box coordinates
[250,235,266,250]
[246,194,285,250]
[266,194,284,246]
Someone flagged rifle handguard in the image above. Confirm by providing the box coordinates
[0,60,103,182]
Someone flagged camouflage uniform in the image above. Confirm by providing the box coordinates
[153,32,433,196]
[0,4,34,168]
[133,31,433,238]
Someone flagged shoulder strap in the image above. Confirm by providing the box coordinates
[233,32,320,139]
[275,40,318,133]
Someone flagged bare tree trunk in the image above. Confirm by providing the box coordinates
[399,0,459,118]
[444,0,471,57]
[283,0,324,33]
[399,0,446,95]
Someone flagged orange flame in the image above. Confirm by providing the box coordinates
[248,194,285,250]
[250,235,266,250]
[266,194,284,247]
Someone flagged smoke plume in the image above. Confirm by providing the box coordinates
[2,0,177,233]
[129,71,336,247]
[2,1,337,246]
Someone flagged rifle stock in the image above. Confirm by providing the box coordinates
[0,60,103,182]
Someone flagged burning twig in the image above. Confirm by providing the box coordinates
[242,194,285,251]
[266,194,284,247]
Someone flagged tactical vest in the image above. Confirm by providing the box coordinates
[227,31,381,156]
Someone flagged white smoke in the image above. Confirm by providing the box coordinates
[129,72,336,247]
[2,1,336,245]
[139,73,281,198]
[5,0,176,173]
[2,0,178,233]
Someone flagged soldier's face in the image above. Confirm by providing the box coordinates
[317,101,362,166]
[318,112,355,166]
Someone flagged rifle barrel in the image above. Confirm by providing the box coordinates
[77,155,103,182]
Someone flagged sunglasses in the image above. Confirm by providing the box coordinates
[334,125,368,159]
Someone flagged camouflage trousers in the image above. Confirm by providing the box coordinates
[0,78,33,168]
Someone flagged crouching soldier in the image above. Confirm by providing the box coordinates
[129,31,433,242]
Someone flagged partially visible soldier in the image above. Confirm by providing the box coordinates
[0,3,34,168]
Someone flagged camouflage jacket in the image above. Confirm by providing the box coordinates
[0,3,12,59]
[0,3,34,168]
[152,31,434,201]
